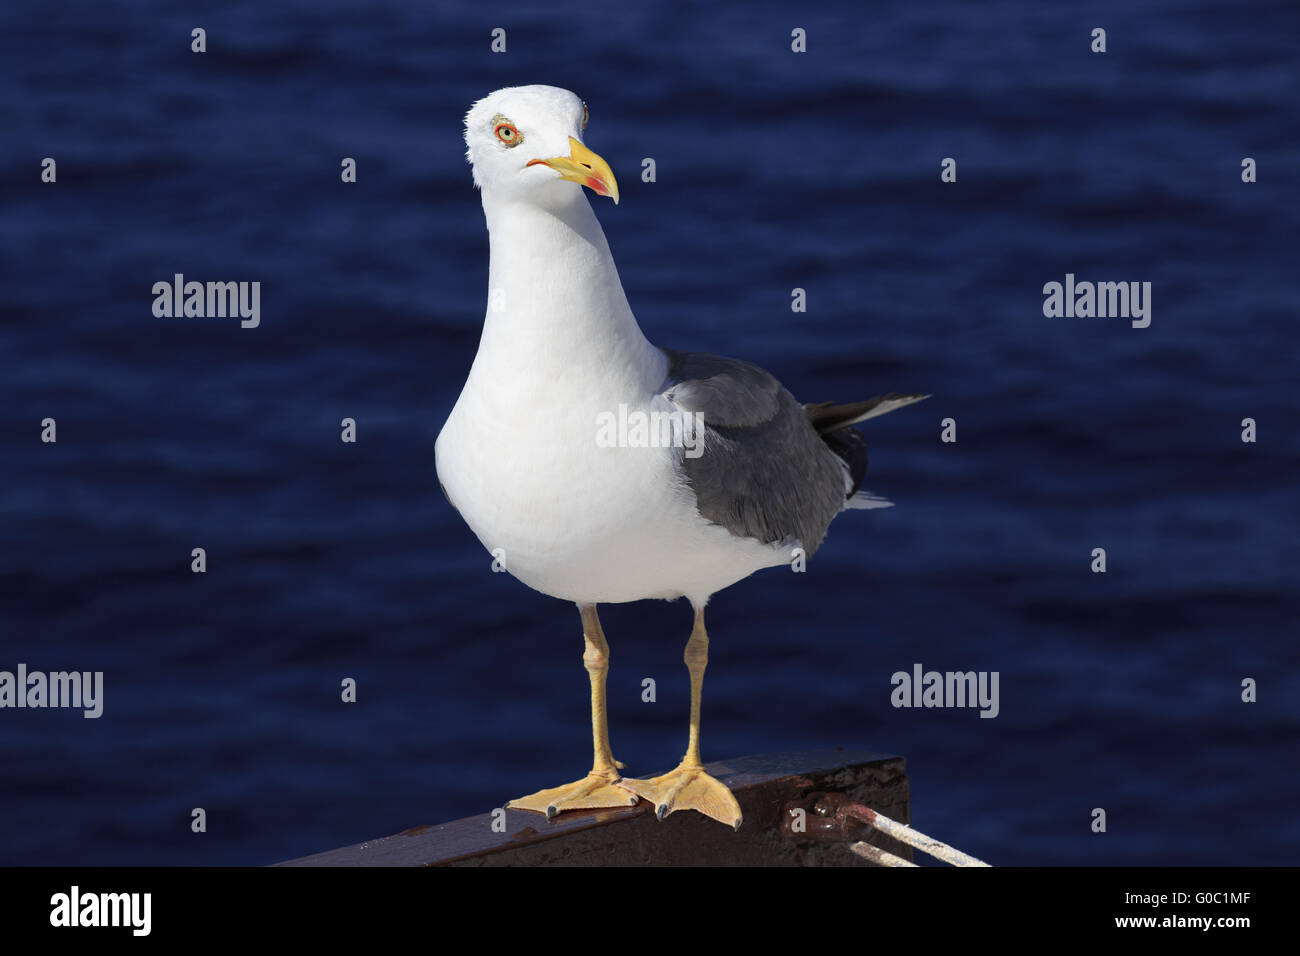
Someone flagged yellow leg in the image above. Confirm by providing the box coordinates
[506,604,638,818]
[618,608,743,830]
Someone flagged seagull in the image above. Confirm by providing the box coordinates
[435,85,927,830]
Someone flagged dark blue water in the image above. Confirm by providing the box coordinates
[2,0,1297,866]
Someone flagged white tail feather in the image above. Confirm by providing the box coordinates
[847,489,894,510]
[841,393,931,427]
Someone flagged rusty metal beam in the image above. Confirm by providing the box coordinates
[277,748,910,867]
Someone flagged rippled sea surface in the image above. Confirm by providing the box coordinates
[1,0,1297,865]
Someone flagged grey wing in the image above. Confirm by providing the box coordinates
[661,349,849,555]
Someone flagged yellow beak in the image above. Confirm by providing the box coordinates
[527,137,620,204]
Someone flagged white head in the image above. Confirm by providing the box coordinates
[463,85,619,207]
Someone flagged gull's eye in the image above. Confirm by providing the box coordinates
[581,102,589,130]
[493,118,522,147]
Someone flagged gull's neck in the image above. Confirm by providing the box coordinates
[469,188,665,402]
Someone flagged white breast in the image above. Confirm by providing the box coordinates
[436,372,787,606]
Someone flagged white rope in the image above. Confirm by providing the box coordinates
[848,806,991,867]
[849,841,918,867]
